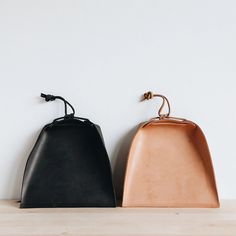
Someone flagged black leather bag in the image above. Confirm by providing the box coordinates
[20,93,116,208]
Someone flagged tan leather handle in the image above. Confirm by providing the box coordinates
[142,91,171,119]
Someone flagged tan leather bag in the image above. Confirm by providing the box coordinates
[122,92,219,208]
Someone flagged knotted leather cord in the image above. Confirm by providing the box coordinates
[41,93,75,117]
[142,91,171,119]
[142,91,190,123]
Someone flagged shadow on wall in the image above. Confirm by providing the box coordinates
[8,97,59,200]
[111,126,138,204]
[7,129,41,200]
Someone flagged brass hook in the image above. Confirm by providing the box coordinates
[142,91,171,119]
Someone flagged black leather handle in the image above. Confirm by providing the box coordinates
[41,93,75,117]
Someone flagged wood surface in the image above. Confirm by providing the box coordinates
[0,200,235,236]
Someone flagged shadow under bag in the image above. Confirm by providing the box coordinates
[122,91,219,208]
[20,93,116,208]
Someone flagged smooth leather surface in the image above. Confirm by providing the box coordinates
[20,118,116,208]
[122,119,219,208]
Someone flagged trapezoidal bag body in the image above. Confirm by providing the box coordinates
[122,91,219,208]
[20,93,116,208]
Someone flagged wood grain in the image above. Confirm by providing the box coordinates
[0,200,235,236]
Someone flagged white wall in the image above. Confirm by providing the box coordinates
[0,0,236,200]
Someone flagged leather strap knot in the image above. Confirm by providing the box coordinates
[41,93,56,102]
[143,91,154,100]
[41,93,75,117]
[142,91,171,119]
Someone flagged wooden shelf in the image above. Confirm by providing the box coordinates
[0,200,235,235]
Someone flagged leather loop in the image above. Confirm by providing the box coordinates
[142,91,171,118]
[41,93,75,118]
